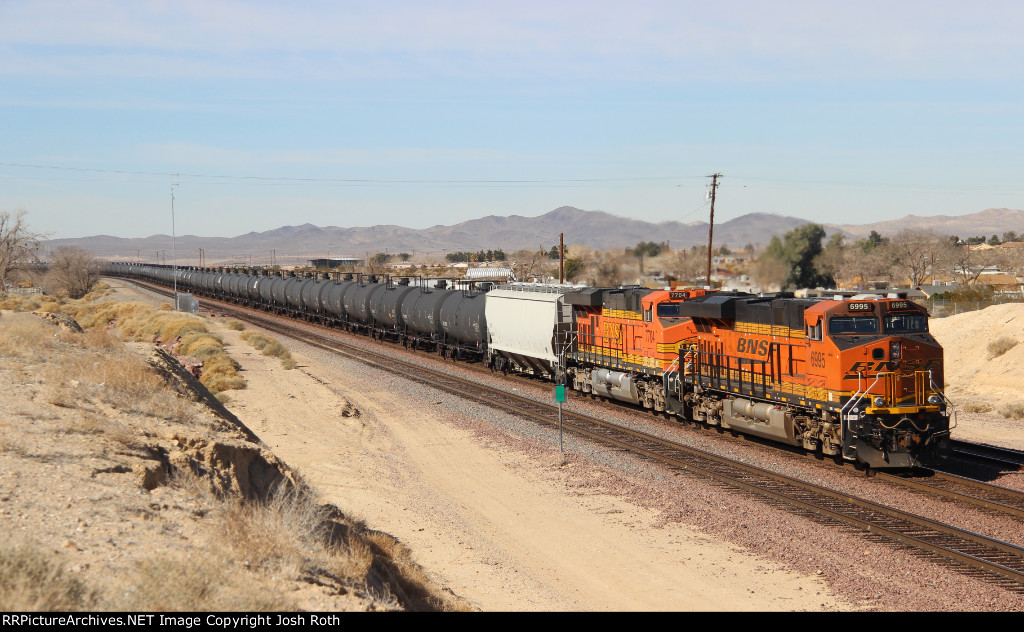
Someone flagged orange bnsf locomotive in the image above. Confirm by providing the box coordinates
[563,286,710,410]
[664,291,950,468]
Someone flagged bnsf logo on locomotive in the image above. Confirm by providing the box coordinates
[845,359,940,375]
[736,338,770,357]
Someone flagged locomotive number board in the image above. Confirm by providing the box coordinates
[888,300,910,310]
[848,302,874,312]
[669,291,690,299]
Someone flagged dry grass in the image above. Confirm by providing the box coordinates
[0,540,100,611]
[0,316,64,358]
[240,331,297,369]
[70,300,246,393]
[961,401,994,414]
[121,557,292,611]
[987,336,1018,359]
[225,319,246,331]
[216,485,333,576]
[999,402,1024,420]
[211,483,462,610]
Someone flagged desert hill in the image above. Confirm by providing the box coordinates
[47,206,1024,266]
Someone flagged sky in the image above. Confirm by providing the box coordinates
[2,0,1023,241]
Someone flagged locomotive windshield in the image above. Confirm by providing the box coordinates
[657,302,683,317]
[884,313,927,333]
[828,316,879,335]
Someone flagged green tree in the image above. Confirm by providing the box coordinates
[628,241,666,274]
[563,257,584,282]
[759,224,834,289]
[862,230,888,253]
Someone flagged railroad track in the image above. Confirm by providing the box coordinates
[877,470,1024,523]
[951,439,1024,470]
[115,278,1024,593]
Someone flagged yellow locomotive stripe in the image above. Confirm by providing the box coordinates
[733,322,805,339]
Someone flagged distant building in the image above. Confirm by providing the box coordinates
[466,267,514,280]
[308,257,361,269]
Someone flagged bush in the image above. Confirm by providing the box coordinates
[71,300,246,393]
[240,331,297,370]
[961,401,993,414]
[0,540,100,610]
[987,336,1018,359]
[999,402,1024,420]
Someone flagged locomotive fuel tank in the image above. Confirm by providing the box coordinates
[720,398,801,446]
[591,369,640,404]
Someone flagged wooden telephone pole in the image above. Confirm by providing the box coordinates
[705,173,722,289]
[559,232,564,284]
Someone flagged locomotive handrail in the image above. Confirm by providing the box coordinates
[928,369,957,430]
[840,371,885,459]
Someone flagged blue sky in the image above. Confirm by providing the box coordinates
[2,1,1022,240]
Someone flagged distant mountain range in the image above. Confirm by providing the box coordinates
[48,206,1024,266]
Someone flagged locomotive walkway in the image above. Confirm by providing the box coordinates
[124,278,1024,595]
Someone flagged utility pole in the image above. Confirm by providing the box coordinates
[171,173,179,306]
[705,173,722,289]
[559,232,564,284]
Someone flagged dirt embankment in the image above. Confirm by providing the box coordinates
[0,309,466,611]
[930,303,1024,418]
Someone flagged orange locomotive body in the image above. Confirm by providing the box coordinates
[666,291,950,468]
[563,286,709,411]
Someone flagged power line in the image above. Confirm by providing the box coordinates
[0,161,703,186]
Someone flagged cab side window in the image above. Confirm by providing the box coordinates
[806,319,822,341]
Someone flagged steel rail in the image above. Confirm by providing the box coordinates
[876,470,1024,523]
[951,439,1024,470]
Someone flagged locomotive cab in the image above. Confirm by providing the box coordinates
[670,291,951,469]
[811,296,949,468]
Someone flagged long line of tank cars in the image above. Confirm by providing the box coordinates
[106,263,952,469]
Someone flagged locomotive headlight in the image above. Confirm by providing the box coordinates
[928,395,941,405]
[873,396,886,407]
[890,341,902,360]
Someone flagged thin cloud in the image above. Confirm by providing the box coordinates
[2,1,1022,81]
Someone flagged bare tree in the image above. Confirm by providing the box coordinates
[945,242,1004,286]
[510,248,554,282]
[44,247,99,299]
[673,246,710,286]
[0,210,44,290]
[887,229,946,287]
